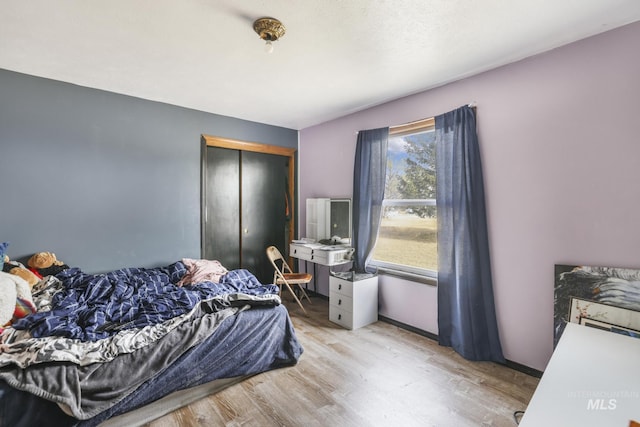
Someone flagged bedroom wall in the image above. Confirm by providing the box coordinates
[0,69,298,273]
[298,21,640,371]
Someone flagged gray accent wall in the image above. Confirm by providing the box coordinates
[0,69,298,273]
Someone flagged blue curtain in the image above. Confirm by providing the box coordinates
[435,105,505,363]
[352,127,389,273]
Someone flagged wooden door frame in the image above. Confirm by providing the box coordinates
[200,134,297,259]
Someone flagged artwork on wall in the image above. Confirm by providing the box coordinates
[569,297,640,337]
[554,264,640,346]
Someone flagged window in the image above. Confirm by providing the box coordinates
[370,118,437,280]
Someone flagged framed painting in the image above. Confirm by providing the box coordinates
[554,264,640,346]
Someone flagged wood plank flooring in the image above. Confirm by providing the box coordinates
[148,296,539,427]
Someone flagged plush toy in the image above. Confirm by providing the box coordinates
[28,252,69,277]
[0,271,36,331]
[2,255,40,288]
[0,272,17,327]
[0,243,39,331]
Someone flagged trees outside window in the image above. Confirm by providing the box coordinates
[371,121,437,279]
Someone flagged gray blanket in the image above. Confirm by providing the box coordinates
[0,293,280,419]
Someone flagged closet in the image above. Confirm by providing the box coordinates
[201,135,296,285]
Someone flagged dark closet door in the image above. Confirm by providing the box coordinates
[241,150,287,283]
[204,147,241,271]
[203,146,287,284]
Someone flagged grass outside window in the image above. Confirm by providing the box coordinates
[373,214,437,272]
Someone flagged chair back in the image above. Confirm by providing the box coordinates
[266,246,291,283]
[265,245,312,316]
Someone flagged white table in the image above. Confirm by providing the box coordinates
[289,242,353,266]
[289,242,353,293]
[519,322,640,426]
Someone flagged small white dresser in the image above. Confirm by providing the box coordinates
[329,273,378,330]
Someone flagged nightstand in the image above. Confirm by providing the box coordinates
[329,273,378,330]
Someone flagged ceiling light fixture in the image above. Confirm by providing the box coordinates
[253,17,286,53]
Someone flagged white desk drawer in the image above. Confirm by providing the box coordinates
[290,244,313,259]
[289,244,328,263]
[329,277,353,297]
[329,291,353,311]
[289,243,353,267]
[329,305,353,329]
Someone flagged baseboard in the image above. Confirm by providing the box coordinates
[378,315,439,341]
[504,360,543,378]
[378,315,543,378]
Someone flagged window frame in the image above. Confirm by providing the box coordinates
[368,118,437,284]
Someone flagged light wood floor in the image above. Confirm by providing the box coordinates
[147,296,539,427]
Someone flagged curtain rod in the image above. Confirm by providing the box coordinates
[389,117,433,132]
[389,101,477,131]
[356,102,477,135]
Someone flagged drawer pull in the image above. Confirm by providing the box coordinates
[338,284,342,290]
[338,314,342,320]
[338,299,342,305]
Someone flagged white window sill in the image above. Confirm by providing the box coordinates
[373,265,437,286]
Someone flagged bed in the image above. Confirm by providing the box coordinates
[0,260,304,426]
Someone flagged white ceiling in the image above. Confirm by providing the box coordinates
[2,1,640,130]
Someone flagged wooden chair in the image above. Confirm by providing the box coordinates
[266,245,312,315]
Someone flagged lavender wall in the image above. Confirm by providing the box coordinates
[298,22,640,371]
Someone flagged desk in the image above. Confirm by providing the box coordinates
[289,242,353,292]
[289,242,353,266]
[519,322,640,426]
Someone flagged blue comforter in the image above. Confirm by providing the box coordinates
[0,304,303,427]
[12,262,279,341]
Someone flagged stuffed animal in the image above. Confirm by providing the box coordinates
[0,243,39,331]
[0,271,36,331]
[28,252,69,277]
[2,255,40,288]
[0,271,17,327]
